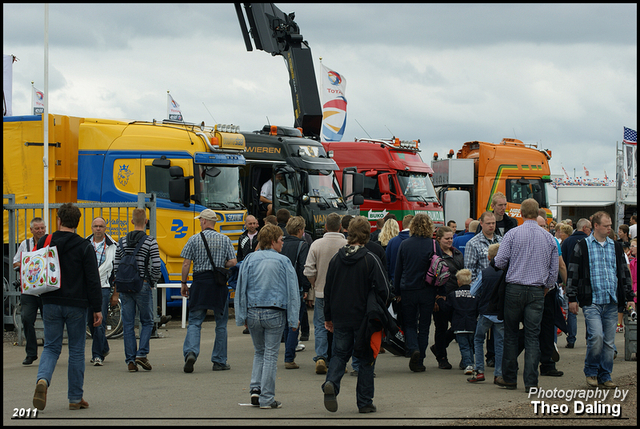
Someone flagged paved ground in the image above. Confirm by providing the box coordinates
[3,308,637,426]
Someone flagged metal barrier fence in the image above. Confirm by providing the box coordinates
[3,193,157,341]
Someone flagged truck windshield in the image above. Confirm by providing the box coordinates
[308,170,345,208]
[507,178,549,208]
[397,172,439,203]
[196,165,244,209]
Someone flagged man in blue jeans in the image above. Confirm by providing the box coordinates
[180,209,237,373]
[113,208,161,372]
[304,213,347,374]
[566,211,635,389]
[493,199,558,392]
[32,203,103,411]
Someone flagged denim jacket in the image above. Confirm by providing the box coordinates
[234,249,300,329]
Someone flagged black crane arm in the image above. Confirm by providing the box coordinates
[235,3,322,139]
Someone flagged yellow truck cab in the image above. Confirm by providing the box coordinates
[4,114,247,307]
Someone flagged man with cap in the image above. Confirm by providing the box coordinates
[180,209,237,373]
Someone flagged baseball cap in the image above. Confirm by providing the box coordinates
[195,209,217,221]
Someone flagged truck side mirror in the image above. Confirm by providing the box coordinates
[168,166,193,207]
[381,194,391,204]
[169,178,190,206]
[353,194,364,206]
[378,173,391,194]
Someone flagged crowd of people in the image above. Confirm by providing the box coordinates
[13,197,637,413]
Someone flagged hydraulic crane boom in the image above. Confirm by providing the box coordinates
[235,3,322,139]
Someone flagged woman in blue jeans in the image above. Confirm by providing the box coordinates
[235,224,300,409]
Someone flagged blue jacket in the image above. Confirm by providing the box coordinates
[385,230,410,282]
[452,231,475,257]
[234,249,300,329]
[394,235,442,295]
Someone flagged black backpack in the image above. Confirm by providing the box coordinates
[115,236,148,293]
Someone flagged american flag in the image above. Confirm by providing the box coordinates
[623,127,637,145]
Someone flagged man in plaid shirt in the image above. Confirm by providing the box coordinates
[180,209,237,373]
[566,211,635,389]
[464,212,501,283]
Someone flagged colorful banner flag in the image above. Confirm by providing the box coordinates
[320,64,347,142]
[167,93,183,121]
[3,55,15,116]
[33,86,44,115]
[623,127,637,180]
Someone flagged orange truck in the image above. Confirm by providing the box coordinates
[431,138,553,227]
[323,137,444,230]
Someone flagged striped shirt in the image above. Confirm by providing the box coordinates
[494,219,559,288]
[114,232,162,284]
[585,234,618,305]
[180,229,236,273]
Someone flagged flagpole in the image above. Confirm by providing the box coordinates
[167,90,170,120]
[31,81,34,114]
[43,4,49,233]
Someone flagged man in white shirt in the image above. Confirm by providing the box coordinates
[85,217,117,366]
[629,215,637,239]
[260,174,287,216]
[13,218,47,365]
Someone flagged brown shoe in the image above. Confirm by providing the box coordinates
[135,357,152,371]
[315,359,327,374]
[128,362,138,372]
[33,379,48,410]
[285,361,299,369]
[69,399,89,410]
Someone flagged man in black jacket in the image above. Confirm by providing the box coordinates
[281,216,311,369]
[33,203,103,411]
[560,218,591,348]
[566,211,635,389]
[322,216,392,414]
[236,215,259,262]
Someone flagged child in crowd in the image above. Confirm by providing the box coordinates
[442,269,478,375]
[468,244,503,383]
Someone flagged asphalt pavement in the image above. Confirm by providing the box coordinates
[3,308,637,426]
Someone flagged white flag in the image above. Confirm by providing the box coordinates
[320,65,347,142]
[167,93,183,121]
[3,55,14,116]
[33,86,45,115]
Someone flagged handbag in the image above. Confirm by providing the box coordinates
[200,232,230,288]
[20,234,61,296]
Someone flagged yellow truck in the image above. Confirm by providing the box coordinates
[4,114,247,307]
[431,138,553,227]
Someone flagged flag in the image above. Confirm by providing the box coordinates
[583,165,589,177]
[623,127,637,145]
[320,64,347,142]
[561,166,569,179]
[167,93,183,121]
[33,85,44,114]
[623,127,637,180]
[3,55,15,116]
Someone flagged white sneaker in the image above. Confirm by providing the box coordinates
[295,342,306,352]
[464,365,474,375]
[93,357,104,366]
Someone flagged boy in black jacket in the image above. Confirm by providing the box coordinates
[442,269,478,375]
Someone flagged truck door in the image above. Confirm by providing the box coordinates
[272,167,300,217]
[361,170,397,220]
[144,157,194,281]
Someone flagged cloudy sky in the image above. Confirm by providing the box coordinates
[3,3,637,183]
